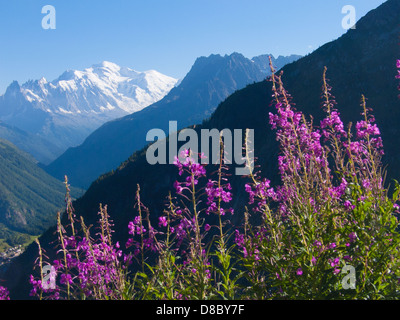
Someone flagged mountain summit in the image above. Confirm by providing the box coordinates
[51,61,177,114]
[0,62,178,163]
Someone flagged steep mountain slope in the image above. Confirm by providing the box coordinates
[0,62,177,162]
[45,53,300,188]
[0,121,63,165]
[0,138,83,247]
[6,0,400,299]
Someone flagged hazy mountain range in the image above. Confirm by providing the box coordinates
[44,53,301,188]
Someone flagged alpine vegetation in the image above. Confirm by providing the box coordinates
[10,59,400,301]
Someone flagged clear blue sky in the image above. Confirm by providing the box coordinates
[0,0,387,94]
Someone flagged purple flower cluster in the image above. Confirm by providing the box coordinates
[245,179,275,204]
[320,111,346,140]
[175,217,195,243]
[328,178,348,200]
[268,102,304,177]
[73,237,124,297]
[0,286,9,300]
[355,120,380,139]
[397,60,400,90]
[268,74,336,185]
[235,228,265,261]
[174,150,206,183]
[30,206,131,300]
[126,218,158,256]
[173,151,206,196]
[205,179,233,215]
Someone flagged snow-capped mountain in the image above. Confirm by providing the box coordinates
[0,62,178,163]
